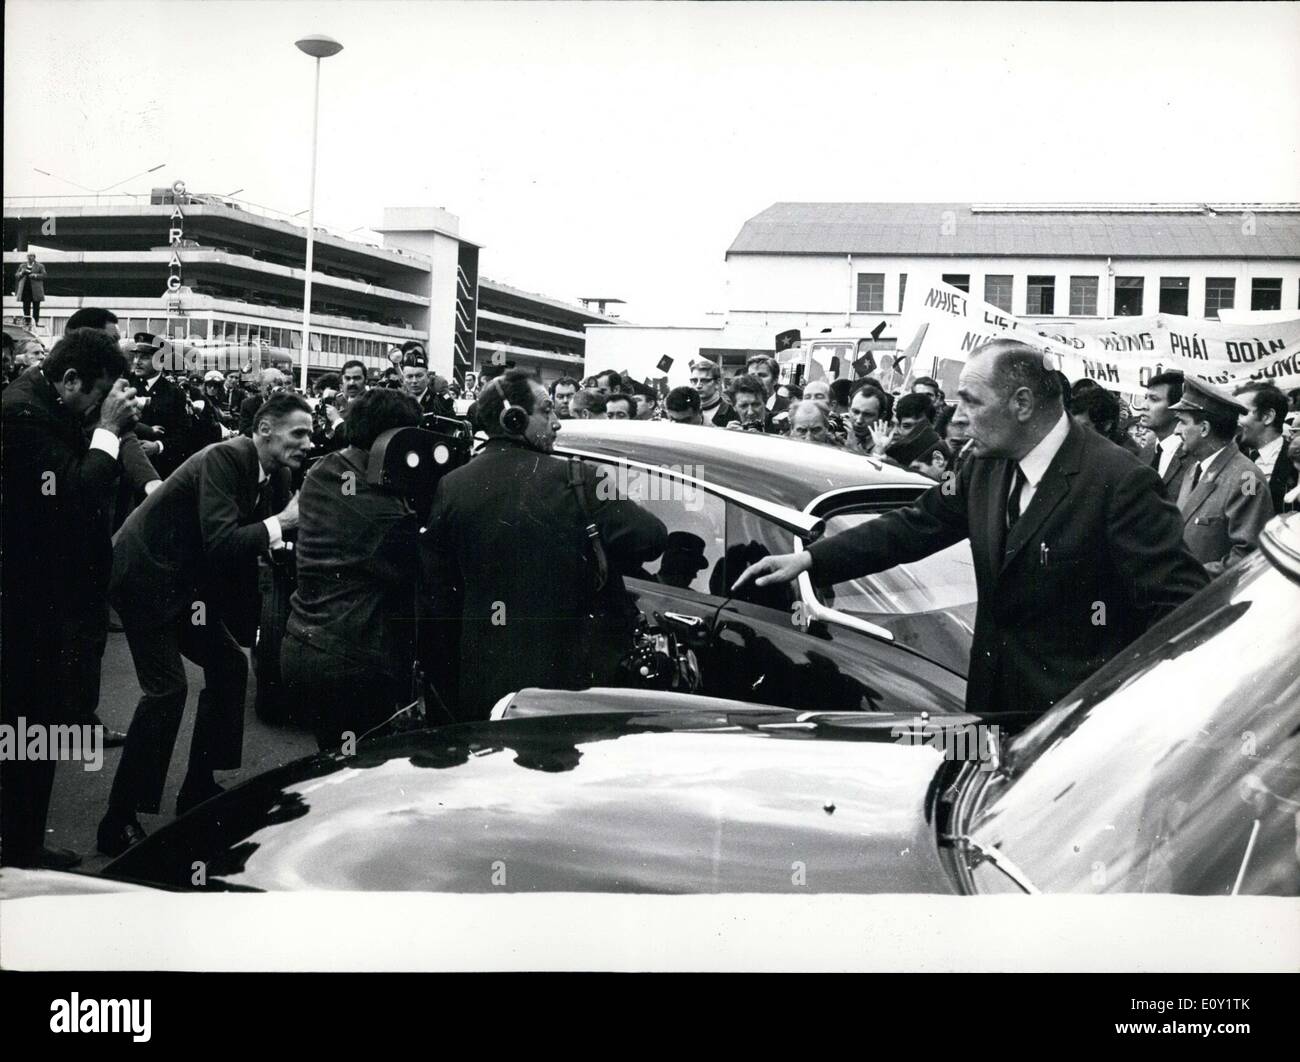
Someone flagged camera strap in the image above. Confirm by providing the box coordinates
[567,456,608,593]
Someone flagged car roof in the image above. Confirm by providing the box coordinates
[554,420,934,510]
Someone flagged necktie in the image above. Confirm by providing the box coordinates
[1006,465,1027,530]
[255,478,271,519]
[1150,445,1161,471]
[1188,463,1203,493]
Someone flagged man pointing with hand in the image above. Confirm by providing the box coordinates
[735,339,1207,729]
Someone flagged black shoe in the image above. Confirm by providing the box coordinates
[36,845,83,871]
[176,778,225,816]
[96,817,146,858]
[92,715,127,747]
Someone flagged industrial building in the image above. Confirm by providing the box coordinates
[586,202,1300,386]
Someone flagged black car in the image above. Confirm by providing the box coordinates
[101,514,1300,896]
[551,420,978,716]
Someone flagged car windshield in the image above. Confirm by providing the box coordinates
[965,551,1300,896]
[812,510,977,616]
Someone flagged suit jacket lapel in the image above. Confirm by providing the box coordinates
[1163,447,1186,488]
[1000,420,1085,572]
[1179,446,1233,521]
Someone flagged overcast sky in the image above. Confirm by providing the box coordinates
[5,1,1299,322]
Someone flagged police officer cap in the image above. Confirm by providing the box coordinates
[1168,376,1247,418]
[129,332,166,354]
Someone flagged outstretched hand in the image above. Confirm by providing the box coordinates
[732,550,813,591]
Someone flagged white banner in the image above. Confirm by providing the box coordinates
[898,278,1300,395]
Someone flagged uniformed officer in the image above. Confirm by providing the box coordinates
[400,342,455,417]
[1170,376,1273,576]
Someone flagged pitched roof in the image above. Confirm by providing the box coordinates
[726,203,1300,259]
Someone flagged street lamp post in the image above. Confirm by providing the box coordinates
[294,33,344,392]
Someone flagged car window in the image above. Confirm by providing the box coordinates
[812,509,977,616]
[592,459,726,595]
[721,503,796,611]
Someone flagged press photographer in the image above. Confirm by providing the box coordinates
[422,367,667,720]
[282,388,425,749]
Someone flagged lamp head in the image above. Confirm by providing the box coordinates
[295,34,344,59]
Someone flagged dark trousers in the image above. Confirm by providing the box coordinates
[21,296,41,323]
[56,597,111,723]
[2,592,111,865]
[281,632,401,751]
[1,623,59,866]
[105,614,247,818]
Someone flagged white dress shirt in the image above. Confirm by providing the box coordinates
[258,460,284,548]
[1014,412,1071,513]
[1155,432,1182,478]
[1254,435,1283,478]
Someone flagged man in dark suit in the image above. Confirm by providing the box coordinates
[1172,378,1274,577]
[745,355,790,417]
[127,334,192,478]
[423,367,667,721]
[97,393,313,855]
[735,339,1208,728]
[1137,370,1191,500]
[2,329,139,867]
[1236,383,1297,516]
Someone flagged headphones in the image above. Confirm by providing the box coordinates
[489,376,530,436]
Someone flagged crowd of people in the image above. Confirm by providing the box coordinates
[2,305,1298,871]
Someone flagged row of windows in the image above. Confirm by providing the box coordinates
[49,314,407,361]
[855,272,1296,318]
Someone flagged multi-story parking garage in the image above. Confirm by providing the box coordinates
[3,187,618,385]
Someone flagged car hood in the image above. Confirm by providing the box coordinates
[104,708,963,894]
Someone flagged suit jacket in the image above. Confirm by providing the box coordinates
[1137,433,1190,501]
[807,419,1208,723]
[239,393,264,436]
[111,436,291,644]
[1261,440,1299,515]
[131,373,191,477]
[1176,445,1274,577]
[704,399,739,428]
[423,438,668,720]
[1,367,119,621]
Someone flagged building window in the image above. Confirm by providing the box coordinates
[1026,276,1055,315]
[1069,276,1098,316]
[1114,276,1144,316]
[855,273,885,313]
[1251,278,1282,311]
[984,275,1013,313]
[898,273,907,312]
[1159,276,1189,316]
[941,273,970,293]
[1204,278,1235,320]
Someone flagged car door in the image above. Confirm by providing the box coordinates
[578,456,966,715]
[716,500,967,715]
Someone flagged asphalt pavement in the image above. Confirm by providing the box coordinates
[44,626,318,874]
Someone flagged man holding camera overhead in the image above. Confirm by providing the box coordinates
[422,367,667,721]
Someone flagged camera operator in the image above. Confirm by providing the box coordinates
[282,388,424,749]
[2,329,138,867]
[422,367,667,721]
[725,373,778,433]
